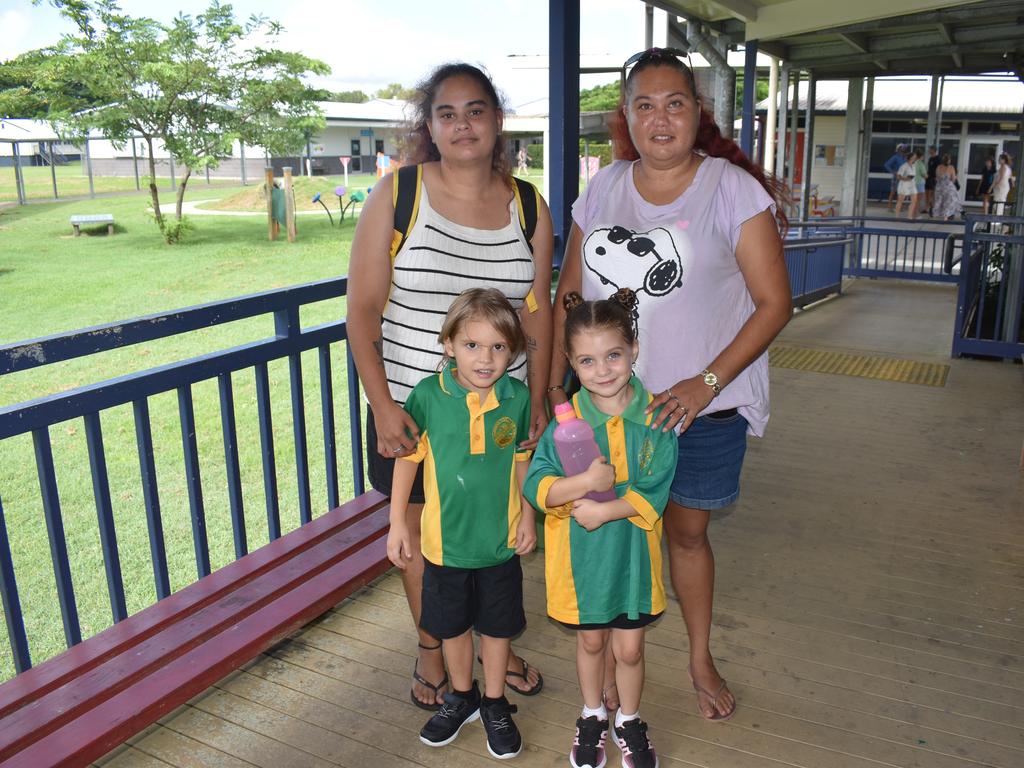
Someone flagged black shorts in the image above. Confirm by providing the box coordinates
[559,612,663,631]
[421,557,526,640]
[366,407,425,504]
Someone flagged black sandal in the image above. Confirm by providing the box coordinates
[411,641,449,711]
[478,653,544,696]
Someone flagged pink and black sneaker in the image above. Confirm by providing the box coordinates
[612,717,658,768]
[570,715,608,768]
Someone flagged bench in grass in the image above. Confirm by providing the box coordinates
[70,214,115,236]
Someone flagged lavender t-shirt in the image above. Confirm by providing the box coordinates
[571,156,775,436]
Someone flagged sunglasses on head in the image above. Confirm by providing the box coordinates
[620,47,693,87]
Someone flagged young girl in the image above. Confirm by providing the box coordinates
[387,287,537,760]
[524,290,677,768]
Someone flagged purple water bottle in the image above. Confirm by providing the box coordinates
[552,402,616,502]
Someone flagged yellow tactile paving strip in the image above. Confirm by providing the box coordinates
[769,345,950,387]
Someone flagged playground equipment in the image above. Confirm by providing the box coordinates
[312,192,335,226]
[265,167,297,242]
[335,185,367,225]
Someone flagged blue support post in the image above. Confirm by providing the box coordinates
[741,40,759,160]
[346,346,365,498]
[84,411,128,623]
[549,0,580,268]
[134,398,170,600]
[178,384,211,578]
[219,373,247,559]
[33,428,82,647]
[319,346,339,510]
[0,494,32,672]
[254,362,281,540]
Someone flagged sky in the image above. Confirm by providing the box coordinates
[0,0,654,112]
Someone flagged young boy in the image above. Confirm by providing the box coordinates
[387,288,537,759]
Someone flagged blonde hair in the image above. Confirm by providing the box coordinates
[438,288,526,362]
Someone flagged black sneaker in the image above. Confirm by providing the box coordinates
[419,682,481,747]
[570,715,608,768]
[612,718,658,768]
[480,696,522,759]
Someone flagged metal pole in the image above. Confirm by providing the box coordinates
[12,142,26,205]
[240,141,248,186]
[84,138,95,198]
[169,154,176,191]
[775,65,789,180]
[549,0,581,267]
[765,57,779,172]
[926,75,939,151]
[644,3,654,49]
[740,40,758,159]
[859,77,875,218]
[800,74,817,222]
[131,137,140,191]
[787,70,800,205]
[49,141,58,199]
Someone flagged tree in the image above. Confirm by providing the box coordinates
[374,82,415,100]
[37,0,328,242]
[579,81,619,112]
[327,89,369,103]
[0,47,104,119]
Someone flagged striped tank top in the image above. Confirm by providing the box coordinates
[382,184,536,405]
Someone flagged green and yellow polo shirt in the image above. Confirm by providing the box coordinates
[401,364,533,569]
[523,378,678,624]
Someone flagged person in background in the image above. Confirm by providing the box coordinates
[894,150,919,219]
[884,144,908,210]
[978,156,997,215]
[932,153,962,221]
[991,152,1014,215]
[924,147,940,216]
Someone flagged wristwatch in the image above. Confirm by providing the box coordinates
[700,369,721,397]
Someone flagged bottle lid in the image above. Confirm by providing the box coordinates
[553,401,575,421]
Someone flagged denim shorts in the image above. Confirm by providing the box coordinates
[669,410,749,510]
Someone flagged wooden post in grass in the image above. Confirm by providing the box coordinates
[265,168,277,241]
[283,167,296,242]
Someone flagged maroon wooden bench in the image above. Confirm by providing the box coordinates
[0,491,391,768]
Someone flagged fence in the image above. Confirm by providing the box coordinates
[952,214,1024,359]
[0,279,361,675]
[784,237,849,308]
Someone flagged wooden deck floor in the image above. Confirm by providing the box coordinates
[98,279,1024,768]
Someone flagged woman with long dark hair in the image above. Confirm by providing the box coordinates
[347,62,552,711]
[549,48,791,722]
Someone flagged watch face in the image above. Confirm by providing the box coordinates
[704,371,717,386]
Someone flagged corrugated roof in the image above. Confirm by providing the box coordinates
[758,77,1024,114]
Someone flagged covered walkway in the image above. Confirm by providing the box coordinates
[97,279,1024,768]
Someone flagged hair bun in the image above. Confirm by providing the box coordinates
[610,287,638,312]
[563,291,585,312]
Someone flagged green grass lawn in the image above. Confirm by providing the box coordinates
[0,166,557,680]
[0,180,366,680]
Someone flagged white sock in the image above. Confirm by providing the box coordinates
[615,709,639,728]
[582,703,607,720]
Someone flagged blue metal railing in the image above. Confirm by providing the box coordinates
[0,279,363,674]
[784,237,849,308]
[953,214,1024,360]
[790,216,962,283]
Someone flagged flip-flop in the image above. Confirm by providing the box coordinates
[476,653,545,696]
[411,642,449,711]
[688,665,735,722]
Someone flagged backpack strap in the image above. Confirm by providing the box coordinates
[390,164,423,261]
[511,175,539,252]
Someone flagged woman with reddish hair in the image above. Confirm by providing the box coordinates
[548,48,791,723]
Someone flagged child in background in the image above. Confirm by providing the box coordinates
[524,290,677,768]
[387,288,537,760]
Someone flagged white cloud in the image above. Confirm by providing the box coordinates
[0,8,43,61]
